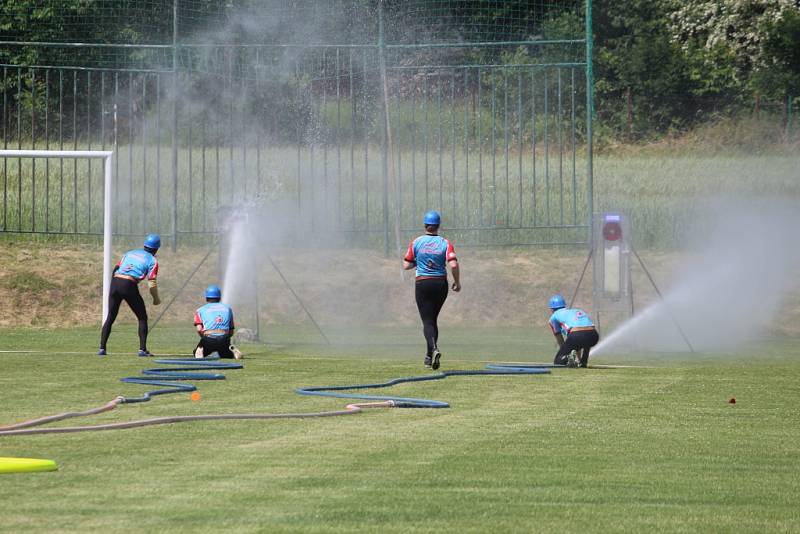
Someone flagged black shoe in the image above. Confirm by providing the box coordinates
[432,349,441,370]
[138,350,153,357]
[424,355,432,368]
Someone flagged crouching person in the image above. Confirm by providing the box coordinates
[547,294,599,368]
[193,284,242,359]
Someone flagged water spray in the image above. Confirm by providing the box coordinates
[592,200,800,355]
[571,212,692,355]
[630,247,694,353]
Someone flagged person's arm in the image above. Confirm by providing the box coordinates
[403,240,417,270]
[228,311,235,337]
[448,259,460,292]
[553,332,565,348]
[149,281,161,305]
[549,313,563,347]
[194,312,204,337]
[147,260,161,305]
[446,240,460,291]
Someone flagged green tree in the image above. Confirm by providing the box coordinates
[752,7,800,102]
[668,0,799,97]
[593,0,706,138]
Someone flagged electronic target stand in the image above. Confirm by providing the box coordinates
[591,213,633,327]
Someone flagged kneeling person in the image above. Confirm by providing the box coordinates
[547,294,599,368]
[193,284,242,359]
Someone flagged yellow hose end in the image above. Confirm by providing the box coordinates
[0,457,58,474]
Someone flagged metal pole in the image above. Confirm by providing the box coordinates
[585,0,594,242]
[171,0,179,251]
[103,153,113,323]
[253,263,261,342]
[31,69,36,232]
[379,1,390,256]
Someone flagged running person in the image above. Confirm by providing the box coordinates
[403,210,461,370]
[99,233,161,356]
[547,294,599,368]
[193,284,241,360]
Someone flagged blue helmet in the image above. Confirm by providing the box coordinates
[423,210,441,226]
[205,284,222,300]
[143,233,161,251]
[548,294,566,310]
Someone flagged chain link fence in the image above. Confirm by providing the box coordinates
[0,0,592,248]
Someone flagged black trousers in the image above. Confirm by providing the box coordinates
[415,278,449,357]
[196,335,234,358]
[100,277,148,351]
[554,329,600,367]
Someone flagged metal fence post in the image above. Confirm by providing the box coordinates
[379,0,390,256]
[585,0,594,244]
[171,0,179,251]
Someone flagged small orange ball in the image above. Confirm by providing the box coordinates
[190,391,201,401]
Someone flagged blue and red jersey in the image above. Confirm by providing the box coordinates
[549,308,595,337]
[115,249,158,282]
[404,234,457,279]
[194,302,235,338]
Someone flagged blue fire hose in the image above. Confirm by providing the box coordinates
[0,360,552,435]
[296,364,552,408]
[119,357,243,403]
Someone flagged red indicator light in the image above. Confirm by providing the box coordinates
[603,221,622,241]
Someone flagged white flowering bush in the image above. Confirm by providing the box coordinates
[668,0,799,90]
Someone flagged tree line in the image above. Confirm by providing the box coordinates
[0,0,798,142]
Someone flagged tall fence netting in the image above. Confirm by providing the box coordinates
[0,1,590,246]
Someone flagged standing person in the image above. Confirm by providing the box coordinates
[403,210,461,370]
[547,294,599,368]
[193,284,242,360]
[98,234,161,356]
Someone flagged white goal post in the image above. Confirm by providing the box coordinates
[0,150,114,323]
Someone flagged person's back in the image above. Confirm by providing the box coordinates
[116,248,158,281]
[410,234,452,278]
[548,307,594,337]
[195,302,234,337]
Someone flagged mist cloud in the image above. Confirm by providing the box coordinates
[594,197,800,355]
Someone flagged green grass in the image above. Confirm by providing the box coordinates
[1,326,799,532]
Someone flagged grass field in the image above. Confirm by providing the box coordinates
[1,325,799,532]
